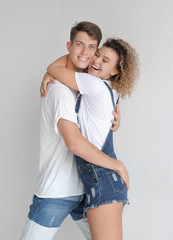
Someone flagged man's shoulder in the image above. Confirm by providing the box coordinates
[47,80,70,92]
[47,80,78,99]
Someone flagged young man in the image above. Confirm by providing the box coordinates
[20,21,127,240]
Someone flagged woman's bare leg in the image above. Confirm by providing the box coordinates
[86,202,124,240]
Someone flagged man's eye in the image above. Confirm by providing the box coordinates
[77,43,82,46]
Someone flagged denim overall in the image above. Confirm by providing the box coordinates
[75,82,129,214]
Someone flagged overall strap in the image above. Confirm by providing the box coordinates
[75,82,119,116]
[75,94,82,114]
[101,81,118,157]
[103,81,119,113]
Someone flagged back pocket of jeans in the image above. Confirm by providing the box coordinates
[106,171,126,193]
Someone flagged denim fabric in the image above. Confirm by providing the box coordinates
[28,194,85,228]
[75,82,129,214]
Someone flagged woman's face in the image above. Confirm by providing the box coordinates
[88,46,119,80]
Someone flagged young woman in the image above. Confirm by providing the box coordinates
[43,38,139,240]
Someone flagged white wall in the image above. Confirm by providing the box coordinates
[0,0,172,239]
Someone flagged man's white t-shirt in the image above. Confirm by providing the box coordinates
[34,81,84,198]
[75,72,119,150]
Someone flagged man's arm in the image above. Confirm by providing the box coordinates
[58,118,129,190]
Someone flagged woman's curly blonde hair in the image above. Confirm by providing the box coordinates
[103,38,140,98]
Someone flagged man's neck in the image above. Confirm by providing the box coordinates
[66,55,83,72]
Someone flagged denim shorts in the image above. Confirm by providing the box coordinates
[77,162,129,214]
[28,194,85,228]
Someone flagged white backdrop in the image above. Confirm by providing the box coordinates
[0,0,172,239]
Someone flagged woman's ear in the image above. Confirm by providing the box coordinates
[66,41,71,52]
[111,68,119,77]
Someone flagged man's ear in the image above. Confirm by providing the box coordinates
[66,41,72,52]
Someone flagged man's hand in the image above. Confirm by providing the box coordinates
[40,72,56,97]
[110,103,121,132]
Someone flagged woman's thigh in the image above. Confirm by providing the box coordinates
[86,202,124,240]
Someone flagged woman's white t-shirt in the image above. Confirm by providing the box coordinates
[75,72,119,150]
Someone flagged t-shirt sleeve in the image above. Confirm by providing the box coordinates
[75,72,103,96]
[45,85,78,135]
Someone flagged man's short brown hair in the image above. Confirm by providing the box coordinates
[70,21,102,46]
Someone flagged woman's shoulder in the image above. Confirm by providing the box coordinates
[103,80,119,101]
[76,72,102,82]
[75,72,104,96]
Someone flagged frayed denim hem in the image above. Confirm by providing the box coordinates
[83,199,130,217]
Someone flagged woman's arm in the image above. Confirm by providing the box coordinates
[48,55,68,67]
[40,55,69,97]
[40,72,55,97]
[47,63,79,91]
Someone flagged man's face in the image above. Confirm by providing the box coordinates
[67,31,98,71]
